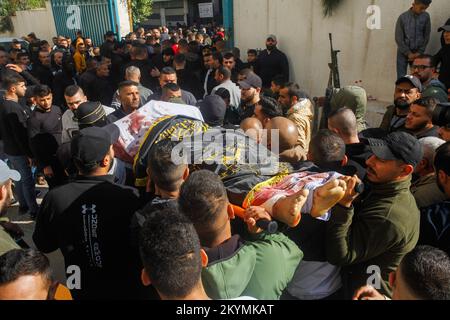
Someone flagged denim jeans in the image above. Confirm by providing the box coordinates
[396,50,410,80]
[7,154,39,214]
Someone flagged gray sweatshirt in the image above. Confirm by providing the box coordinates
[395,9,431,56]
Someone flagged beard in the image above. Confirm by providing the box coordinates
[242,92,256,104]
[266,44,276,51]
[394,98,411,110]
[407,120,429,133]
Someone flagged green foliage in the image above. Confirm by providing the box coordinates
[322,0,345,17]
[131,0,153,24]
[0,0,46,32]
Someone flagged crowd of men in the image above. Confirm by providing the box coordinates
[0,3,450,300]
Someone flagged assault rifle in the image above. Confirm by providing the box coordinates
[314,33,342,131]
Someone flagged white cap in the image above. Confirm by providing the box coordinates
[0,160,20,184]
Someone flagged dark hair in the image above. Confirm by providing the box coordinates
[212,51,223,64]
[0,249,52,287]
[162,47,175,57]
[2,72,25,90]
[415,0,432,6]
[270,75,285,87]
[174,53,186,65]
[139,205,202,299]
[412,96,438,117]
[132,43,148,57]
[64,85,83,97]
[16,52,29,60]
[309,130,346,167]
[223,52,235,60]
[162,82,181,93]
[118,80,139,91]
[280,82,309,100]
[215,87,230,100]
[434,141,450,176]
[415,54,435,67]
[33,84,52,97]
[247,49,257,56]
[161,66,176,75]
[178,39,189,48]
[216,65,231,79]
[178,170,228,239]
[147,140,186,192]
[400,245,450,300]
[232,47,240,59]
[256,96,283,119]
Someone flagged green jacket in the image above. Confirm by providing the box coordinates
[202,233,303,300]
[0,225,20,256]
[326,177,420,298]
[330,86,367,132]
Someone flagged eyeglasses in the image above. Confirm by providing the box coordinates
[411,65,432,71]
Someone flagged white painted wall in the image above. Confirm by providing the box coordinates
[0,1,57,43]
[234,0,450,103]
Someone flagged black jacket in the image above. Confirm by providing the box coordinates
[176,68,204,99]
[99,40,115,59]
[33,175,147,300]
[89,76,115,107]
[255,48,290,88]
[27,106,62,168]
[0,99,32,157]
[52,72,77,110]
[31,62,54,88]
[434,44,450,90]
[418,201,450,256]
[123,59,158,91]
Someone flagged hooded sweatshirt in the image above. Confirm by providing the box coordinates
[434,44,450,92]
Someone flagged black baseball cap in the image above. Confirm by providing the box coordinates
[238,73,262,89]
[105,31,115,37]
[197,95,226,127]
[367,131,423,168]
[71,127,114,166]
[73,102,107,128]
[396,75,423,93]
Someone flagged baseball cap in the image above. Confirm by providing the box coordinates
[105,31,115,37]
[438,19,450,32]
[238,73,262,89]
[267,34,277,41]
[73,102,107,128]
[396,75,423,93]
[71,127,114,166]
[0,160,20,184]
[367,131,423,168]
[197,95,226,127]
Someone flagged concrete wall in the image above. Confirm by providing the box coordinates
[0,1,57,43]
[234,0,450,103]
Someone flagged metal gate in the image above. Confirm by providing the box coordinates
[50,0,116,46]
